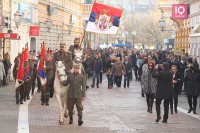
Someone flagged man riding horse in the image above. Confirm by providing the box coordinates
[53,43,73,73]
[68,38,89,88]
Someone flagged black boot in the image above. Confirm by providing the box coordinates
[69,116,73,124]
[78,116,83,126]
[45,98,49,106]
[170,108,173,114]
[188,108,193,113]
[41,97,45,105]
[20,100,23,104]
[155,116,161,122]
[175,107,178,113]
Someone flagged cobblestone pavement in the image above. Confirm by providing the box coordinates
[1,76,200,133]
[28,76,200,133]
[0,82,19,133]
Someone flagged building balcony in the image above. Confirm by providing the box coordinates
[82,4,93,15]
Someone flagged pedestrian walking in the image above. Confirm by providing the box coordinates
[111,57,125,88]
[123,56,132,88]
[170,65,182,114]
[184,63,200,114]
[91,53,103,88]
[152,62,174,123]
[64,64,86,126]
[141,62,157,113]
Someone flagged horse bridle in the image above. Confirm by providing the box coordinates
[56,64,66,78]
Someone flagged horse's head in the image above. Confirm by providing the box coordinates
[56,61,67,82]
[74,49,83,63]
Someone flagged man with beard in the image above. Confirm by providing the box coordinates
[54,43,73,73]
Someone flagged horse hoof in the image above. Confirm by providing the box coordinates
[64,114,68,118]
[59,120,64,125]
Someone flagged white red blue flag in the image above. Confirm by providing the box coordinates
[37,43,46,85]
[86,2,123,34]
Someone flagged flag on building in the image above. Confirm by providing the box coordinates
[37,43,46,85]
[15,49,25,89]
[85,2,123,34]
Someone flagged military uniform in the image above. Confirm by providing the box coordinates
[31,59,38,95]
[26,60,33,100]
[41,54,54,105]
[22,61,28,102]
[53,50,73,71]
[64,66,86,126]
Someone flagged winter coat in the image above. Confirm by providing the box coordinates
[112,61,125,76]
[141,70,157,94]
[0,61,5,80]
[152,69,175,99]
[184,67,200,96]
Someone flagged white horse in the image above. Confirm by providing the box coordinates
[72,48,84,74]
[54,61,68,125]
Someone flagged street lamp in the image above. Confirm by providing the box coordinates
[124,31,129,42]
[14,11,22,29]
[66,24,73,35]
[117,31,121,43]
[159,17,165,32]
[131,31,137,48]
[45,18,53,32]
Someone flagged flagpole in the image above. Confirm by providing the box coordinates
[80,0,98,49]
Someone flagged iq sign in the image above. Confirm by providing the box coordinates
[172,4,188,19]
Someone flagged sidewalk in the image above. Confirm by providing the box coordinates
[28,77,200,133]
[0,82,19,133]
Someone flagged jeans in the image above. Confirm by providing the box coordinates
[115,76,122,87]
[124,74,130,87]
[92,71,100,86]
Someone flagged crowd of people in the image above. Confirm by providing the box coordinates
[10,38,200,125]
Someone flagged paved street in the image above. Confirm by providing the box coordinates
[1,76,200,133]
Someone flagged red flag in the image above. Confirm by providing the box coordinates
[15,49,25,89]
[37,43,46,85]
[24,44,28,61]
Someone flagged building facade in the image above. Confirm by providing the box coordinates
[38,0,84,51]
[0,0,11,59]
[159,0,190,54]
[10,0,38,71]
[187,0,200,63]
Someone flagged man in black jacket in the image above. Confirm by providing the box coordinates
[152,62,174,123]
[123,56,132,88]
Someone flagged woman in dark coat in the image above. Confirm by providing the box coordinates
[152,62,174,123]
[170,65,182,114]
[184,64,200,114]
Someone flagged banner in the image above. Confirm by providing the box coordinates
[29,26,39,36]
[172,4,188,19]
[85,2,123,34]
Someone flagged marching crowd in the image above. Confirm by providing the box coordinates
[8,37,200,125]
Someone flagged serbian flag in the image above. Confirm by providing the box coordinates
[24,43,28,61]
[15,49,25,89]
[85,2,123,34]
[37,43,46,85]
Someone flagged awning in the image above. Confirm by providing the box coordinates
[189,32,200,37]
[0,33,20,39]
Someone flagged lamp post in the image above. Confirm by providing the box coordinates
[67,24,73,35]
[45,18,53,32]
[159,17,165,32]
[124,31,128,42]
[117,31,121,43]
[14,11,22,29]
[131,31,137,48]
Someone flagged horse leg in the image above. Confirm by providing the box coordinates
[55,94,64,125]
[64,97,68,118]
